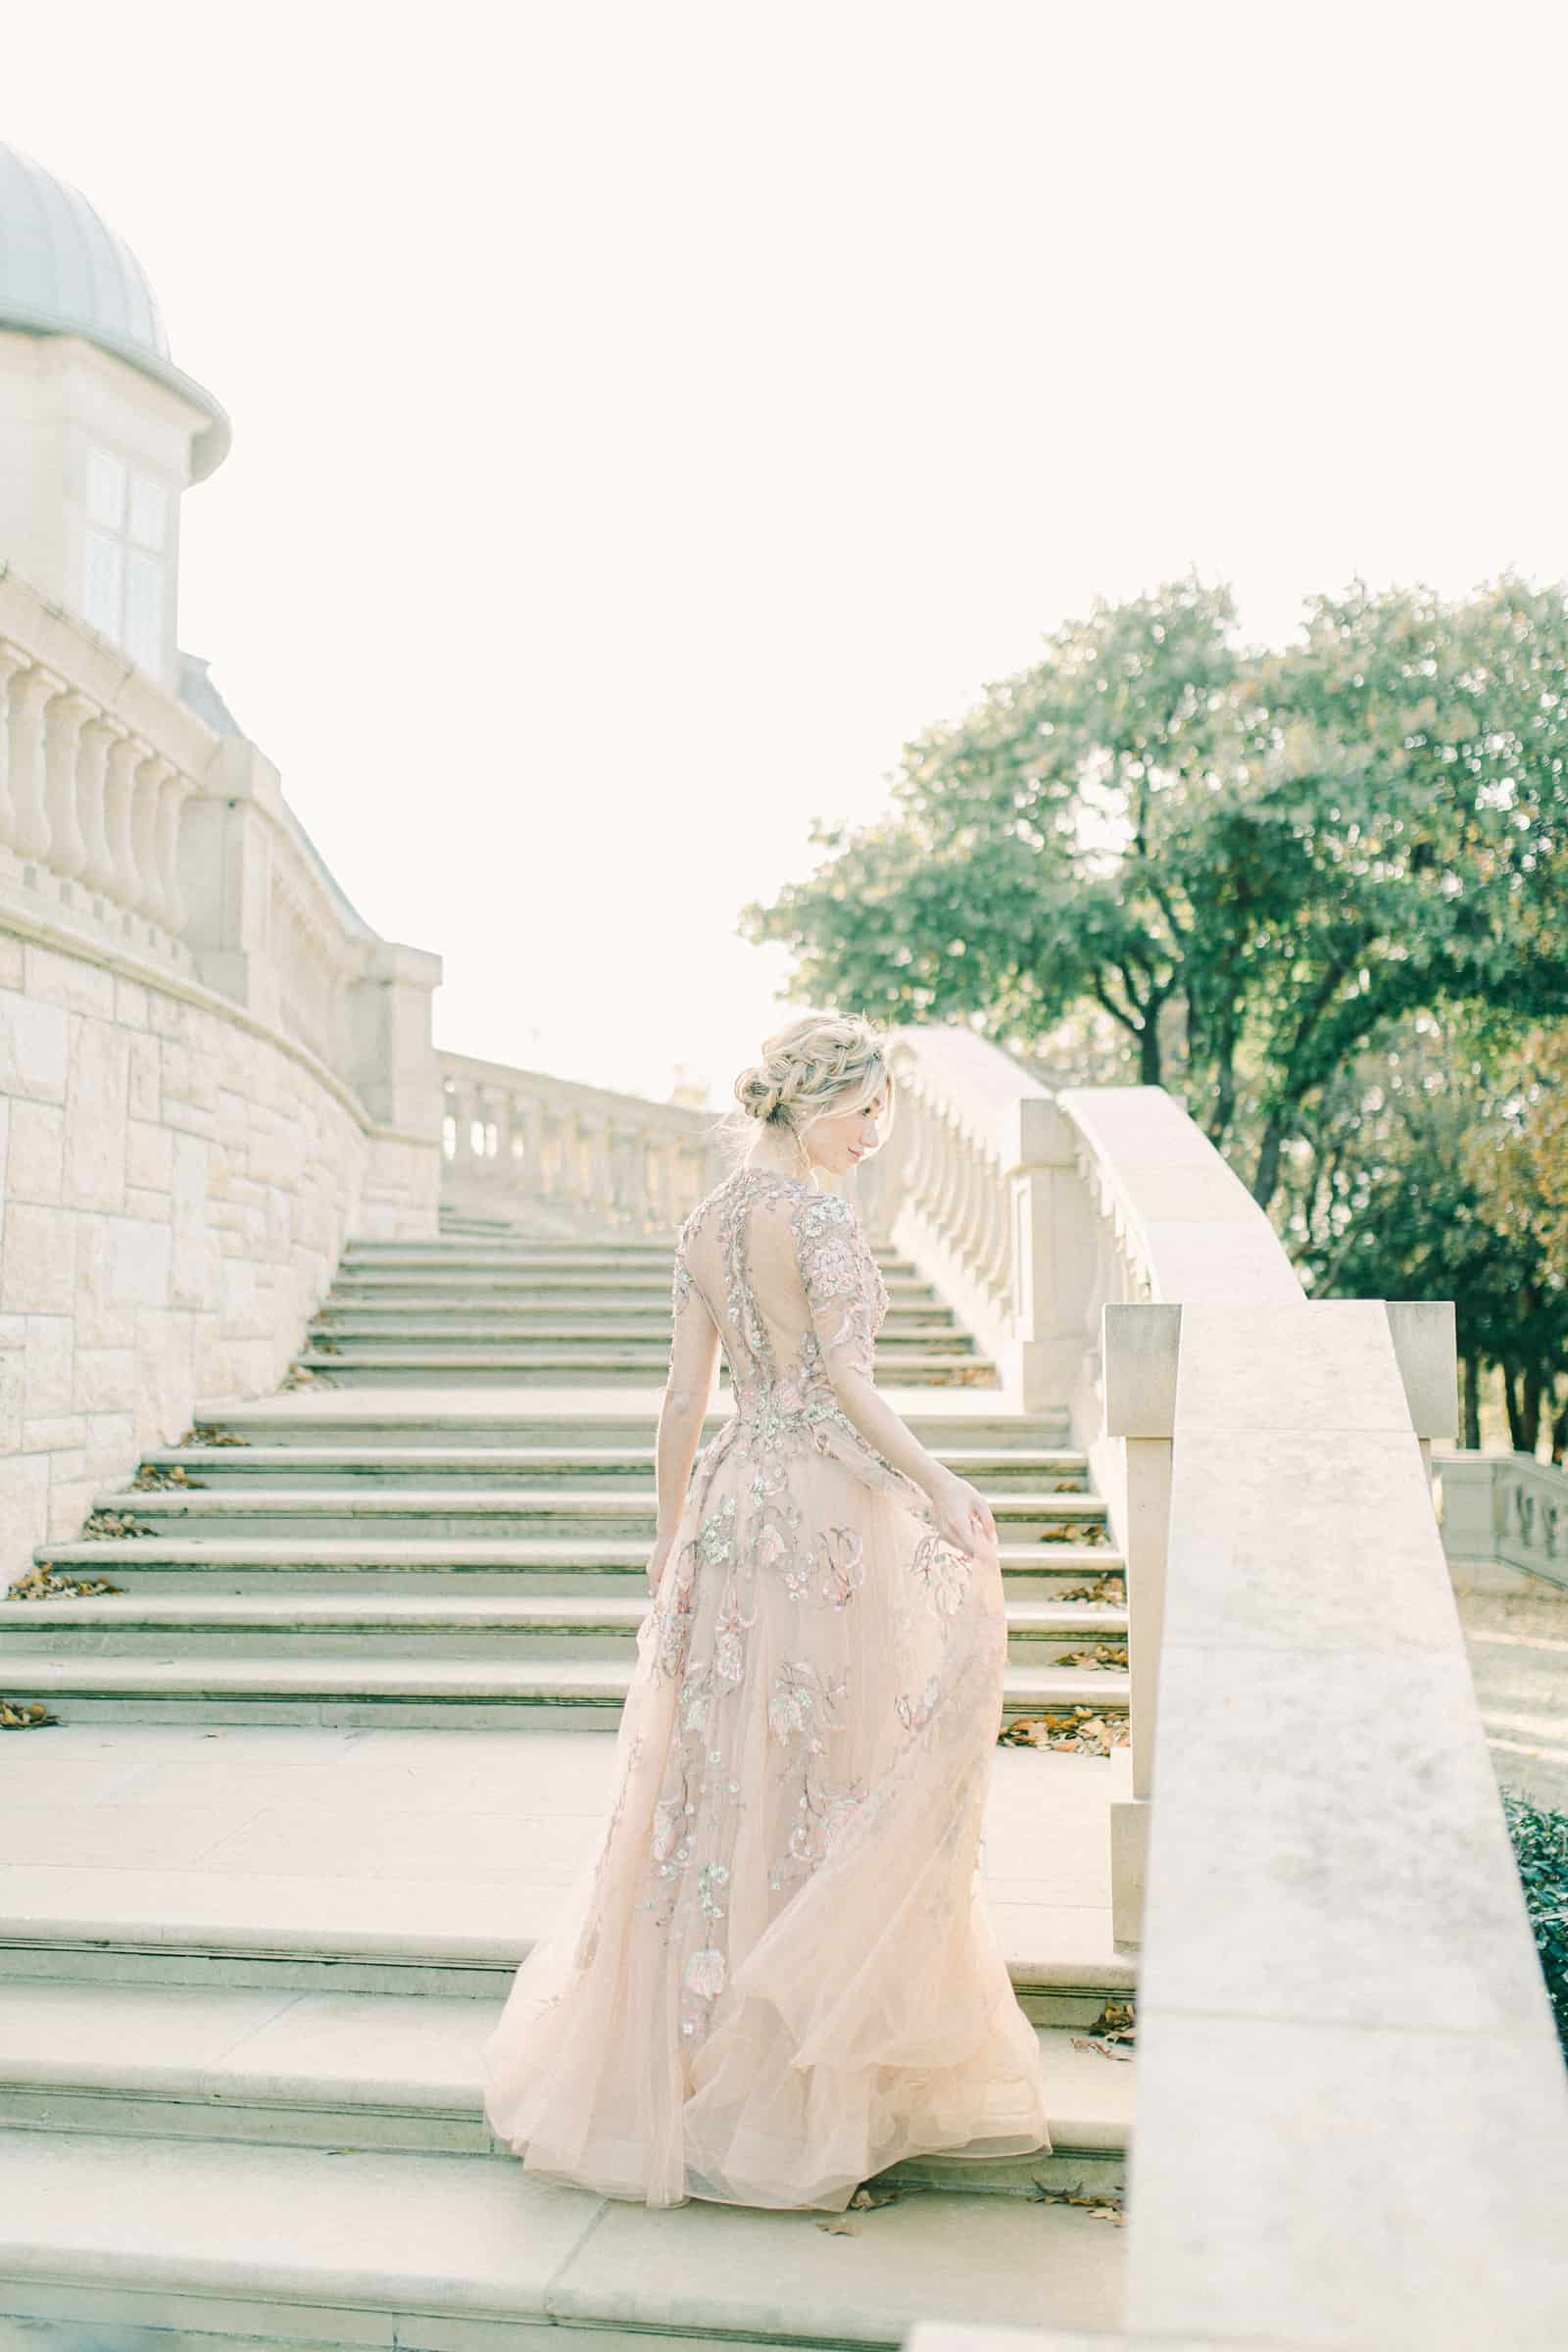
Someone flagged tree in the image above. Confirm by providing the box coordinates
[745,572,1568,1218]
[740,572,1243,1087]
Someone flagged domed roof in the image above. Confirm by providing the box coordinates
[0,141,229,478]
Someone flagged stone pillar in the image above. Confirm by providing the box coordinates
[1004,1095,1097,1411]
[346,940,443,1136]
[1102,1298,1182,1946]
[179,737,284,1026]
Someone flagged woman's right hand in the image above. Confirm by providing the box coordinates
[930,1470,999,1563]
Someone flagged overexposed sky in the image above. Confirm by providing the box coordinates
[8,2,1566,1103]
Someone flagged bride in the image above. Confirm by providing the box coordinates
[481,1009,1053,2209]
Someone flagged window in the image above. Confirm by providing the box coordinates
[82,442,168,672]
[123,553,162,671]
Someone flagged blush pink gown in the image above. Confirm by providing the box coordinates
[481,1162,1052,2209]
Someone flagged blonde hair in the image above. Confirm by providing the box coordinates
[726,1010,895,1162]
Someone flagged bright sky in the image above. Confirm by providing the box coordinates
[8,3,1566,1104]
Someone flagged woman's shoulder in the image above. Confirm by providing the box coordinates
[789,1187,857,1246]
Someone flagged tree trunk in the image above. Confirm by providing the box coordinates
[1520,1363,1544,1456]
[1138,1013,1162,1086]
[1502,1363,1526,1452]
[1549,1385,1568,1468]
[1252,1116,1285,1211]
[1462,1353,1482,1450]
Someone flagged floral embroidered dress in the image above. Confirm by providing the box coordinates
[480,1164,1052,2210]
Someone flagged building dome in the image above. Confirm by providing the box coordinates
[0,141,229,477]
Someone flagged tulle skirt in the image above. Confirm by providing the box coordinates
[480,1410,1053,2209]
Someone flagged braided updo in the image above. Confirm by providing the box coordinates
[732,1010,893,1141]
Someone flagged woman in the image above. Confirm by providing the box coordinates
[481,1010,1053,2209]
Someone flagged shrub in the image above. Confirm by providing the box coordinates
[1502,1788,1568,2059]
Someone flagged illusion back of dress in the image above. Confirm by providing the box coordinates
[676,1168,886,1421]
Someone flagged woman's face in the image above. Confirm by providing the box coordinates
[803,1087,888,1179]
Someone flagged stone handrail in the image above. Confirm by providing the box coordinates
[860,1033,1300,1422]
[438,1052,724,1237]
[870,1031,1568,2342]
[1437,1446,1568,1593]
[0,565,440,1136]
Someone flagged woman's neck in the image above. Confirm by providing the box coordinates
[744,1134,818,1184]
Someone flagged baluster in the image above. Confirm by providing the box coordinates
[519,1094,544,1183]
[919,1099,942,1221]
[6,660,62,863]
[155,761,192,938]
[957,1141,989,1282]
[617,1129,636,1229]
[42,688,93,884]
[129,753,172,927]
[76,716,120,900]
[935,1109,964,1249]
[462,1087,480,1167]
[588,1120,613,1220]
[0,643,29,856]
[983,1170,1010,1306]
[103,733,150,913]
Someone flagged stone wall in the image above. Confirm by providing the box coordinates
[0,919,439,1587]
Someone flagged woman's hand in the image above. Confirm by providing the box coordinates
[646,1533,675,1596]
[930,1470,999,1562]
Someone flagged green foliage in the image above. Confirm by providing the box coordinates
[742,573,1245,1080]
[1502,1788,1568,2060]
[744,569,1568,1206]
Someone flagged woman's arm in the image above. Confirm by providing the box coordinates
[649,1241,720,1592]
[793,1195,998,1559]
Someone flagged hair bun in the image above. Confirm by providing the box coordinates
[729,1011,892,1136]
[734,1065,783,1121]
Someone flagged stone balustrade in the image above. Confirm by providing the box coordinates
[437,1052,723,1237]
[0,566,442,1132]
[0,564,443,1585]
[0,585,208,976]
[866,1029,1568,2344]
[1438,1445,1568,1594]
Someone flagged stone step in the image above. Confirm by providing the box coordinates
[24,1535,1124,1598]
[0,1979,1133,2175]
[313,1305,969,1340]
[341,1243,922,1275]
[185,1398,1073,1449]
[323,1278,955,1310]
[132,1443,1092,1489]
[328,1269,947,1299]
[0,1592,1128,1664]
[308,1319,983,1355]
[288,1348,1001,1388]
[0,1651,1129,1729]
[0,2127,1124,2349]
[0,1720,1136,2015]
[80,1486,1110,1544]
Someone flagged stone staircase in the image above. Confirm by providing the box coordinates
[0,1207,1136,2348]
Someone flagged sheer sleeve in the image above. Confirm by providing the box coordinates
[665,1216,719,1412]
[790,1190,876,1384]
